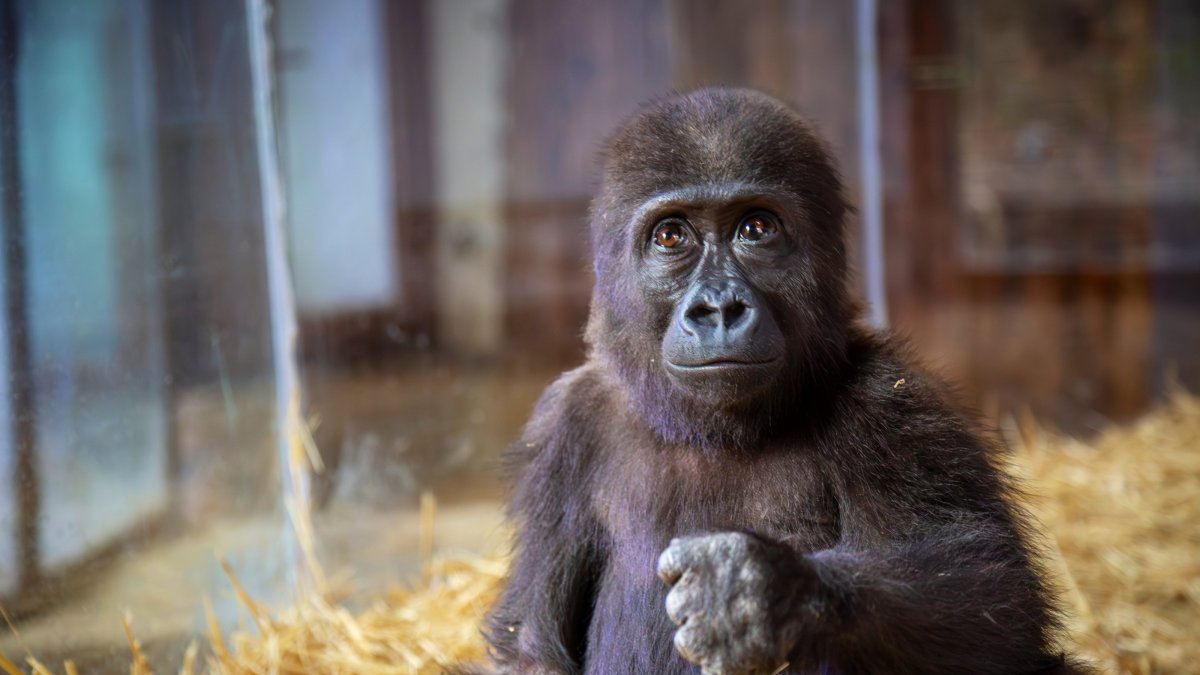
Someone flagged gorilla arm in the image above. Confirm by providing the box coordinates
[659,517,1066,675]
[482,372,603,675]
[658,393,1075,675]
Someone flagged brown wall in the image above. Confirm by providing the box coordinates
[880,0,1200,425]
[314,0,1200,427]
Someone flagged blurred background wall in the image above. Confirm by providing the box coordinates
[272,0,1199,433]
[0,0,1197,669]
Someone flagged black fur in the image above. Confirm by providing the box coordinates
[468,88,1087,675]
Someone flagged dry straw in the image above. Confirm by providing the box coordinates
[1011,389,1200,674]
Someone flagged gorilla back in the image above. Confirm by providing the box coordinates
[474,88,1086,675]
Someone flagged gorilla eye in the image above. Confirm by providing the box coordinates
[737,214,778,242]
[652,220,689,250]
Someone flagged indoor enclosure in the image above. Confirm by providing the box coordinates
[0,0,1197,673]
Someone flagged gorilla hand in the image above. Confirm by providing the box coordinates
[657,533,823,675]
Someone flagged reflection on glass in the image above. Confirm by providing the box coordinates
[1,0,289,668]
[18,0,168,571]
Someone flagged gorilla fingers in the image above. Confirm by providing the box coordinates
[658,533,829,675]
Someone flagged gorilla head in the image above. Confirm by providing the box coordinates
[585,88,854,447]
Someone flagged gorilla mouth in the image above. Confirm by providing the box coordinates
[667,358,780,370]
[664,357,784,389]
[663,357,783,404]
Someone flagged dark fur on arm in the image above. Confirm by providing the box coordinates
[479,371,606,674]
[654,337,1088,675]
[796,521,1076,674]
[785,349,1085,673]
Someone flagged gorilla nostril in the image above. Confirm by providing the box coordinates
[681,283,759,333]
[685,302,751,332]
[723,301,748,327]
[685,304,719,327]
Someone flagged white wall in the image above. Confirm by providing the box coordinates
[276,0,397,314]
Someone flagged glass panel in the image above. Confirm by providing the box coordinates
[1,0,288,668]
[18,0,168,570]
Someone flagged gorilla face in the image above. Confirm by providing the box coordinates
[639,189,793,406]
[585,89,854,447]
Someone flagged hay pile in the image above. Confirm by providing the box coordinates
[1,554,507,675]
[197,556,506,674]
[3,393,1197,675]
[1011,390,1200,674]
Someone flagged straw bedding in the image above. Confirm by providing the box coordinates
[1010,390,1200,674]
[3,392,1197,675]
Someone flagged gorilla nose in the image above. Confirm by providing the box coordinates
[682,281,757,339]
[664,278,783,374]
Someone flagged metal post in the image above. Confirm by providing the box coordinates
[857,0,888,328]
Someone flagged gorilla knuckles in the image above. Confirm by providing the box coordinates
[475,88,1085,675]
[657,533,826,675]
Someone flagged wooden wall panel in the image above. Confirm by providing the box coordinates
[670,0,865,293]
[372,0,1190,424]
[879,0,1171,426]
[878,0,960,352]
[502,0,864,361]
[385,0,437,340]
[503,0,673,360]
[1150,0,1200,391]
[669,0,795,93]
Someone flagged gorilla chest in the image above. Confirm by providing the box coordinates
[593,444,840,575]
[584,445,838,673]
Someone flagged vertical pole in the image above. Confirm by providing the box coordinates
[245,0,315,595]
[857,0,888,328]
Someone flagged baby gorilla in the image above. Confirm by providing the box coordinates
[473,88,1085,674]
